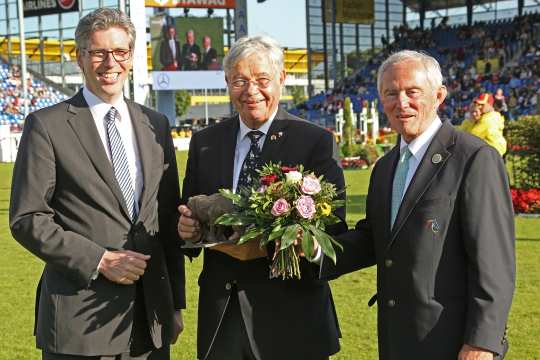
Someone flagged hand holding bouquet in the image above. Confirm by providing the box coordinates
[216,163,344,279]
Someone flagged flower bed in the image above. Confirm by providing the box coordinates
[341,157,369,170]
[510,188,540,214]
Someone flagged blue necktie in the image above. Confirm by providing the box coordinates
[391,147,412,228]
[105,107,136,222]
[237,130,264,191]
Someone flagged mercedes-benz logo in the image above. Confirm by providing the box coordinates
[157,73,170,89]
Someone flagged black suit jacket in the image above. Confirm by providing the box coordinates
[159,39,182,70]
[182,108,347,360]
[201,47,218,70]
[322,121,515,359]
[181,43,201,71]
[9,90,185,356]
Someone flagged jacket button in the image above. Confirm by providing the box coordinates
[385,259,393,267]
[225,282,232,290]
[388,299,396,307]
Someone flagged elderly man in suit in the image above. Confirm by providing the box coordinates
[322,50,515,360]
[178,35,347,360]
[10,8,184,359]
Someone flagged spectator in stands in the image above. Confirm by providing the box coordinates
[494,88,509,119]
[459,93,507,156]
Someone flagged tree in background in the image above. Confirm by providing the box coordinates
[290,86,306,106]
[176,90,191,119]
[341,96,354,157]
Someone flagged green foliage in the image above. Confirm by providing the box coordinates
[506,116,540,189]
[290,86,306,106]
[175,90,191,118]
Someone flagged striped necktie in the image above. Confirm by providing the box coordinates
[105,107,136,222]
[237,130,264,191]
[391,146,412,228]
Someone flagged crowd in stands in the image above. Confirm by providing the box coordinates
[292,12,540,127]
[0,62,68,129]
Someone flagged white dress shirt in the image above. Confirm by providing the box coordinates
[169,39,177,59]
[232,109,278,192]
[82,86,143,213]
[398,117,443,201]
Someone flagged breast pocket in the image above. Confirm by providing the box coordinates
[410,196,454,299]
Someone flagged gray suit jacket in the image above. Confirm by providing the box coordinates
[322,121,515,359]
[9,90,185,356]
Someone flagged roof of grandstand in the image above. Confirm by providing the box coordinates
[403,0,494,12]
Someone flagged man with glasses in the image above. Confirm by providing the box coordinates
[178,35,347,360]
[10,8,185,359]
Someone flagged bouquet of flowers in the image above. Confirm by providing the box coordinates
[216,163,344,279]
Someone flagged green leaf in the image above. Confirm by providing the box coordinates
[280,224,299,250]
[237,227,265,245]
[301,227,315,261]
[215,213,248,226]
[218,189,242,204]
[309,225,338,264]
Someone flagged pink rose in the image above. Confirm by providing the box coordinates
[271,198,290,216]
[301,176,321,195]
[295,195,316,219]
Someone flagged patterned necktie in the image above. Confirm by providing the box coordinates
[237,130,264,191]
[105,107,137,222]
[390,146,412,228]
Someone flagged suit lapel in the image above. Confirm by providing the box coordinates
[388,122,455,249]
[220,117,239,189]
[379,145,400,242]
[127,100,158,219]
[65,90,131,220]
[260,108,290,165]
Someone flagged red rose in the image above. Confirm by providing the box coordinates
[281,166,298,173]
[261,174,279,185]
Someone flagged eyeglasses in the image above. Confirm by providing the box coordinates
[230,77,273,90]
[84,48,132,63]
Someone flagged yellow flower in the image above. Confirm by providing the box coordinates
[318,202,332,216]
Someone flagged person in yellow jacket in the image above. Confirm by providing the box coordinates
[459,93,507,156]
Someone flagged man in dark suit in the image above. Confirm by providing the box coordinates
[181,30,201,71]
[200,35,219,70]
[322,50,515,360]
[178,35,347,360]
[159,25,182,71]
[9,8,184,359]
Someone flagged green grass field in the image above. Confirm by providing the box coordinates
[0,152,538,359]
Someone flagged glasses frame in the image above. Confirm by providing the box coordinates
[229,77,274,91]
[83,48,133,63]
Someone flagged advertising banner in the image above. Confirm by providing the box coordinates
[325,0,374,25]
[23,0,79,17]
[146,0,235,9]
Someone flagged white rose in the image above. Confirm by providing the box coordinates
[285,171,303,183]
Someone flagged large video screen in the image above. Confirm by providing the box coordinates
[151,15,226,90]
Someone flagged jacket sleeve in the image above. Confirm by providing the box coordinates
[180,131,203,259]
[157,117,186,310]
[460,145,515,355]
[9,114,105,288]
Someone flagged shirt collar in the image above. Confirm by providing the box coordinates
[399,117,443,161]
[82,86,128,122]
[238,108,278,141]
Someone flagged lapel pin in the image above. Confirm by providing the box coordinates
[270,132,283,141]
[432,153,442,164]
[426,219,440,233]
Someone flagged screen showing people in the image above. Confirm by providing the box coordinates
[153,15,223,72]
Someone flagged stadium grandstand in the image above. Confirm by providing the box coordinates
[0,0,539,128]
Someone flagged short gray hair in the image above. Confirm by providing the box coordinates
[223,35,284,77]
[376,50,443,94]
[75,8,135,52]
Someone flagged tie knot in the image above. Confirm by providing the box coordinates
[106,107,119,124]
[247,130,264,144]
[400,147,412,162]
